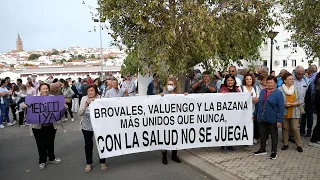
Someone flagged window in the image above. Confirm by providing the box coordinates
[291,59,296,67]
[262,42,268,51]
[263,60,268,67]
[293,41,298,47]
[282,60,287,67]
[284,41,289,48]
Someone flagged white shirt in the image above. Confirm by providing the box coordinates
[104,88,124,98]
[0,87,9,104]
[121,80,136,96]
[242,86,260,113]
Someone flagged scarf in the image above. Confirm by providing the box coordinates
[282,84,294,95]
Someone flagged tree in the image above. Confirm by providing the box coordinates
[51,49,59,55]
[78,54,86,60]
[281,0,320,60]
[99,0,277,88]
[120,51,139,75]
[90,54,95,59]
[28,54,41,60]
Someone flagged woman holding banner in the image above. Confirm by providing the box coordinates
[254,76,284,160]
[218,74,241,151]
[240,73,260,144]
[160,78,182,165]
[79,84,107,173]
[22,83,64,170]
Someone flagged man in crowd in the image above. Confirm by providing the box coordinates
[87,75,94,85]
[277,69,288,88]
[185,70,196,93]
[255,66,269,77]
[102,78,113,97]
[32,77,39,89]
[45,76,54,85]
[220,66,242,87]
[81,78,88,97]
[295,66,310,136]
[121,74,136,96]
[303,64,318,137]
[105,79,124,98]
[5,77,12,90]
[17,79,23,90]
[192,71,217,93]
[76,77,82,104]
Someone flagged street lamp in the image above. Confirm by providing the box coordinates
[93,18,104,80]
[268,31,279,74]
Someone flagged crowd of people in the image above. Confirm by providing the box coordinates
[180,64,320,160]
[0,63,319,171]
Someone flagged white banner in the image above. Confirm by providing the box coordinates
[90,93,253,158]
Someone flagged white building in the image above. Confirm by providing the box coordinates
[258,25,315,75]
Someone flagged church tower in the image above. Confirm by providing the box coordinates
[16,33,23,52]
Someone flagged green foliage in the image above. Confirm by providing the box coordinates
[120,51,139,75]
[60,59,66,64]
[28,54,41,60]
[51,49,59,55]
[281,0,320,59]
[90,54,95,59]
[99,0,278,77]
[77,55,86,60]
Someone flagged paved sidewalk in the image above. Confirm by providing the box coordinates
[180,124,320,180]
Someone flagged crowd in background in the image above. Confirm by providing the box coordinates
[148,64,320,160]
[0,64,319,169]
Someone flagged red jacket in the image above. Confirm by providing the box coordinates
[87,78,94,85]
[219,85,241,93]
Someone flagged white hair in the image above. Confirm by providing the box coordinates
[295,65,304,72]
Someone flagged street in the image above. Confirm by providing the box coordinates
[0,114,209,180]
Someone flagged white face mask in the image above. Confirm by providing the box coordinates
[167,85,175,92]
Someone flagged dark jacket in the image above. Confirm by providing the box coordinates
[71,85,79,98]
[81,84,88,96]
[147,81,163,95]
[254,89,285,123]
[315,90,320,113]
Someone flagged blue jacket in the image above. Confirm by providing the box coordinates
[254,89,285,123]
[276,77,283,88]
[147,81,163,95]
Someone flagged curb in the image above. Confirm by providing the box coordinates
[178,150,242,180]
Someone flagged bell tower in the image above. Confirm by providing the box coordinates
[16,33,24,52]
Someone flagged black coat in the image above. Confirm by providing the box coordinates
[71,85,79,98]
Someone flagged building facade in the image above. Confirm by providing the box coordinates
[258,26,320,75]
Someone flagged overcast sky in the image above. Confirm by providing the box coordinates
[0,0,113,52]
